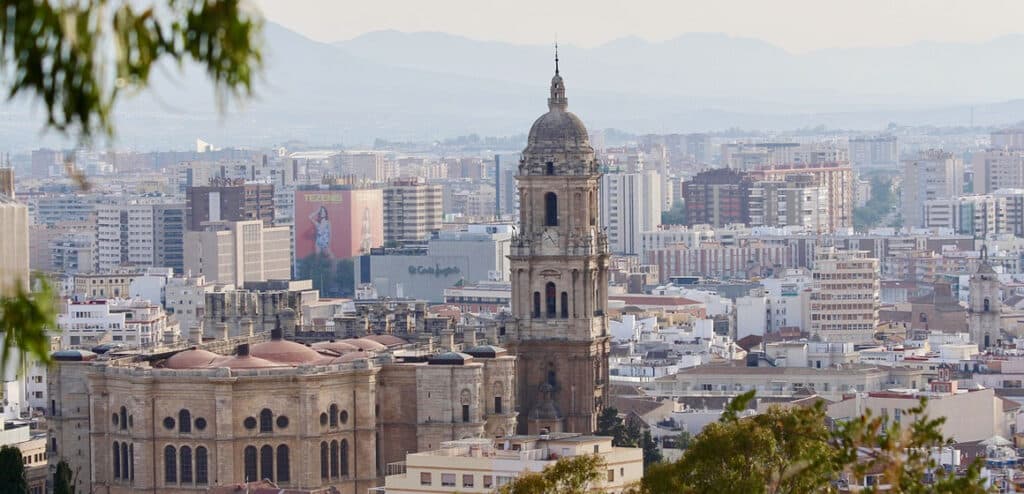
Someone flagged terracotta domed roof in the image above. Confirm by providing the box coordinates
[250,339,322,364]
[341,338,387,352]
[361,334,407,348]
[219,354,282,369]
[165,348,221,369]
[311,341,360,354]
[330,352,371,364]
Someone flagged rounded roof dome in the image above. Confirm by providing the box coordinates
[218,354,282,369]
[428,351,473,365]
[464,345,508,359]
[331,352,371,364]
[342,338,387,352]
[527,110,590,150]
[165,348,221,369]
[53,349,97,362]
[250,339,322,364]
[361,334,407,348]
[311,341,360,354]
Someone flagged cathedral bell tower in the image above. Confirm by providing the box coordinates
[507,51,611,435]
[969,245,1002,350]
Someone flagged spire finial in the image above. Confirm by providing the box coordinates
[554,40,559,75]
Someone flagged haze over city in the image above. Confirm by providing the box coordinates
[2,1,1024,493]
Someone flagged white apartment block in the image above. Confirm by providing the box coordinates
[901,150,964,228]
[380,435,642,494]
[600,171,663,255]
[57,298,180,350]
[0,196,29,296]
[808,248,880,343]
[383,178,444,245]
[164,273,217,338]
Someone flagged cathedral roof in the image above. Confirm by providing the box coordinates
[428,351,473,365]
[524,55,593,157]
[361,334,408,348]
[464,345,508,358]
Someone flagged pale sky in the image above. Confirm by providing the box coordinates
[253,0,1024,53]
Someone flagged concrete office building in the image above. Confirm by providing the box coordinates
[383,178,443,245]
[901,150,964,228]
[356,226,512,303]
[184,220,291,286]
[600,170,663,254]
[681,168,752,227]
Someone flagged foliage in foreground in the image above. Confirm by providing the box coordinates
[497,454,605,494]
[640,390,988,493]
[503,391,990,494]
[0,278,56,376]
[0,444,28,493]
[54,460,75,494]
[0,0,263,141]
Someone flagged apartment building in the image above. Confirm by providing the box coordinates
[383,178,443,245]
[923,195,1006,238]
[848,135,898,168]
[808,248,880,343]
[600,170,663,254]
[185,181,275,231]
[57,298,180,350]
[749,162,854,232]
[901,150,964,228]
[975,149,1024,193]
[184,220,291,286]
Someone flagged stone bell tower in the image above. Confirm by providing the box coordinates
[506,49,611,435]
[969,245,1002,349]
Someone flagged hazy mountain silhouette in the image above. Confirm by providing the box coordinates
[4,23,1023,151]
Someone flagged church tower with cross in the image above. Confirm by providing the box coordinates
[506,49,611,435]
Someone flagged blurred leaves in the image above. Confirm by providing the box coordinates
[497,454,605,494]
[0,0,263,142]
[0,277,56,374]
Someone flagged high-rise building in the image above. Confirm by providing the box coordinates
[383,178,443,245]
[808,247,879,343]
[30,148,64,178]
[901,150,964,228]
[974,149,1024,193]
[923,195,1006,238]
[506,61,610,435]
[153,203,186,273]
[749,162,854,232]
[600,170,663,254]
[681,168,753,227]
[849,135,898,168]
[183,220,291,286]
[0,195,29,296]
[0,167,13,198]
[749,174,829,233]
[294,183,384,261]
[185,181,275,231]
[96,202,186,272]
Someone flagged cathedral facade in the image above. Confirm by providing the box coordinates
[506,58,612,435]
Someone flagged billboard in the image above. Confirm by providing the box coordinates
[294,188,384,261]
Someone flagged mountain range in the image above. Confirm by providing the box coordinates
[5,23,1024,151]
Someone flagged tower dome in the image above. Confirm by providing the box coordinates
[522,48,596,174]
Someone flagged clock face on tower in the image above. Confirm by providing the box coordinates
[542,229,559,251]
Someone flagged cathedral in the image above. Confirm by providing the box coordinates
[507,54,612,435]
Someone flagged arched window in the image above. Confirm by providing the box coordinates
[340,439,349,477]
[546,161,555,176]
[120,406,127,430]
[243,446,257,482]
[195,446,208,484]
[984,298,991,312]
[546,282,557,317]
[121,442,129,482]
[165,445,177,483]
[259,409,273,433]
[561,291,569,318]
[329,404,338,427]
[330,440,339,478]
[533,292,541,318]
[544,192,558,226]
[179,409,191,433]
[276,445,290,482]
[129,443,135,481]
[260,445,274,481]
[320,442,329,479]
[180,446,193,483]
[113,442,121,479]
